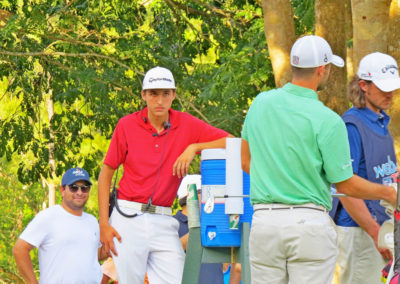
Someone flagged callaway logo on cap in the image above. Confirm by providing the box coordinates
[142,66,176,90]
[290,35,344,68]
[357,52,400,92]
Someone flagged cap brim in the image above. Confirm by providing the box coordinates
[69,177,92,186]
[373,78,400,92]
[143,86,176,90]
[331,55,345,67]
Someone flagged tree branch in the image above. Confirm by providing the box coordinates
[165,0,233,18]
[176,96,210,123]
[47,0,77,22]
[0,49,132,69]
[45,35,105,47]
[165,0,217,47]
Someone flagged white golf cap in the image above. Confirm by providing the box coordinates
[177,174,201,200]
[142,66,176,90]
[357,52,400,92]
[290,35,344,68]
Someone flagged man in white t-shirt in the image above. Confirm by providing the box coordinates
[13,167,104,284]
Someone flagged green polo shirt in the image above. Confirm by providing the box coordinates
[241,83,353,210]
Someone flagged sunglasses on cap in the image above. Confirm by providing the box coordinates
[68,184,91,193]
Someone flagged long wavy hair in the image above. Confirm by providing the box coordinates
[347,76,371,108]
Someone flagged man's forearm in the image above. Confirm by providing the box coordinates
[335,175,396,205]
[339,196,380,238]
[190,135,234,152]
[98,164,115,225]
[13,241,38,284]
[241,139,250,174]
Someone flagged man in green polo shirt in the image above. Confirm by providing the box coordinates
[241,35,397,284]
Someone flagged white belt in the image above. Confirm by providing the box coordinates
[253,203,327,213]
[117,200,172,216]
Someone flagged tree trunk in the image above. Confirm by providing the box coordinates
[261,0,295,87]
[315,0,348,115]
[46,71,56,206]
[388,0,400,157]
[345,1,355,78]
[351,0,391,68]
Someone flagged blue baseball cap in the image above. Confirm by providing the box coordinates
[61,167,92,186]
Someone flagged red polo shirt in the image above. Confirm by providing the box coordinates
[104,107,228,207]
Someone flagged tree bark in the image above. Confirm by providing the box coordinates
[261,0,295,87]
[46,71,56,207]
[388,0,400,156]
[345,1,355,78]
[315,0,348,115]
[351,0,391,68]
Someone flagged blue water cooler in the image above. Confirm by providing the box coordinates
[200,149,253,247]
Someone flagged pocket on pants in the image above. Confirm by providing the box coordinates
[293,214,338,261]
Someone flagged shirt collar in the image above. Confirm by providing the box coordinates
[282,83,319,100]
[355,107,390,125]
[138,107,179,131]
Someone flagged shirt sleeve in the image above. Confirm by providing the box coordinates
[104,120,128,169]
[193,116,229,143]
[318,116,354,183]
[241,93,260,142]
[345,123,362,175]
[19,211,49,248]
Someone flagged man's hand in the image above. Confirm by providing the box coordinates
[369,223,393,260]
[377,246,393,261]
[173,144,196,178]
[384,184,397,207]
[100,223,121,256]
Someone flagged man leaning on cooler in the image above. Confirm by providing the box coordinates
[98,66,232,283]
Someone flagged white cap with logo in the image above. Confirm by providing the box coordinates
[290,35,344,68]
[357,52,400,92]
[142,66,176,90]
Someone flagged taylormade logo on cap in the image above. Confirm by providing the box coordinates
[290,35,344,68]
[142,66,176,90]
[357,52,400,92]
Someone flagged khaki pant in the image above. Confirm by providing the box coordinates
[249,206,338,284]
[333,226,386,284]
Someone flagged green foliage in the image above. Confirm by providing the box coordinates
[0,0,317,280]
[0,155,44,282]
[0,0,272,183]
[292,0,315,35]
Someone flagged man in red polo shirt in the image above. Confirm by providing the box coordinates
[98,66,231,284]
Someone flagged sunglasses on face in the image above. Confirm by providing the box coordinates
[68,184,91,193]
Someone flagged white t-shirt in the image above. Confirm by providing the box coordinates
[20,205,102,284]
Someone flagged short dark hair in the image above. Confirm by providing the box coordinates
[291,66,318,80]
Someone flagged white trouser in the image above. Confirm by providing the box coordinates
[110,205,185,284]
[250,205,338,284]
[334,226,386,284]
